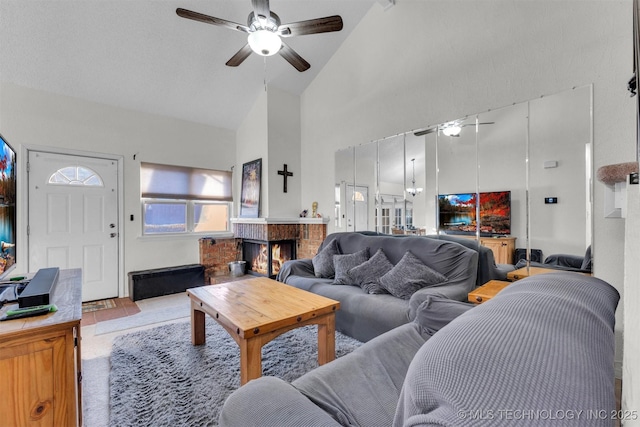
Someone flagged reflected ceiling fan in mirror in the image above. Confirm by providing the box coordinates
[413,120,495,137]
[176,0,343,72]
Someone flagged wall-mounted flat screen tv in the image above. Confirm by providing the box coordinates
[0,133,16,278]
[438,191,511,236]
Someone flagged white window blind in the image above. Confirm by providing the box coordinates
[140,162,232,201]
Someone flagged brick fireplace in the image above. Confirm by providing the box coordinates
[242,239,296,278]
[199,218,327,284]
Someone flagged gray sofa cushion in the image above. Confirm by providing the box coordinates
[219,377,343,427]
[426,234,509,284]
[292,322,428,427]
[312,238,340,278]
[413,296,474,335]
[581,245,593,271]
[348,248,393,294]
[332,248,369,285]
[379,251,448,299]
[306,283,412,342]
[394,273,620,426]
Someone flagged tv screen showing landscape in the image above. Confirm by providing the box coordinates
[438,191,511,236]
[0,133,16,278]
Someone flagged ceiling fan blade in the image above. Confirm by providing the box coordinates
[251,0,271,22]
[176,8,249,33]
[462,121,495,127]
[279,15,343,37]
[414,127,436,137]
[226,44,253,67]
[279,42,310,72]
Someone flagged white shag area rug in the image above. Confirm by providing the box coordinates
[109,318,362,427]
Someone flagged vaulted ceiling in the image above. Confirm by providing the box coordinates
[0,0,379,130]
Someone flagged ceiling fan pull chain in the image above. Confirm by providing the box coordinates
[264,56,268,91]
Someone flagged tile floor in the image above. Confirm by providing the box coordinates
[82,297,141,326]
[81,292,190,359]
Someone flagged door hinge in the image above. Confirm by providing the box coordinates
[26,161,30,173]
[26,225,30,236]
[78,371,83,384]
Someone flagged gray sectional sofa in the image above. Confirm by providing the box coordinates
[276,232,478,342]
[424,234,515,285]
[220,273,620,426]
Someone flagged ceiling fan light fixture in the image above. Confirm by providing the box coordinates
[442,124,462,137]
[406,186,423,197]
[407,158,423,196]
[248,30,281,56]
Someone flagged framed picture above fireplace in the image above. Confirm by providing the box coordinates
[240,158,262,218]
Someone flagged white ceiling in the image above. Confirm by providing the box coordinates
[0,0,379,130]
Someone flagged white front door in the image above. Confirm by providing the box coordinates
[28,151,119,301]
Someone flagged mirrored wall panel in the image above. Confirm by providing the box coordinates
[378,135,405,234]
[528,87,592,259]
[335,85,593,267]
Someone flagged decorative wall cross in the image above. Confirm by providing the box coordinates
[277,164,293,193]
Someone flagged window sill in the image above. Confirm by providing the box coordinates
[138,231,235,241]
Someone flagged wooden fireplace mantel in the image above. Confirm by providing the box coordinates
[231,217,330,225]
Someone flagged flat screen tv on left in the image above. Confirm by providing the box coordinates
[0,133,16,279]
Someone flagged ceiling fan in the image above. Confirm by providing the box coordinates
[176,0,344,72]
[414,120,495,137]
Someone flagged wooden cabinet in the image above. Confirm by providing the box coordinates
[0,269,82,426]
[479,237,516,264]
[458,236,516,264]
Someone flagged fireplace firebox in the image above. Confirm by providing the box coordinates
[243,239,296,278]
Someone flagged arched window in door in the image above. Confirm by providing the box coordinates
[48,166,104,187]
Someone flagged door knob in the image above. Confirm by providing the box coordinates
[109,223,116,228]
[110,233,117,238]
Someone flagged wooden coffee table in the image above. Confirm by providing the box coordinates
[187,276,340,385]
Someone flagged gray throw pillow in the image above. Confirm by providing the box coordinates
[312,239,341,278]
[348,248,394,294]
[333,248,370,285]
[379,251,448,299]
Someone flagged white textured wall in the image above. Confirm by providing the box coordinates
[267,87,302,218]
[301,0,634,379]
[236,87,302,219]
[0,82,235,294]
[236,90,268,217]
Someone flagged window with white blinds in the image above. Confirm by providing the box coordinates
[140,162,232,201]
[140,162,233,235]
